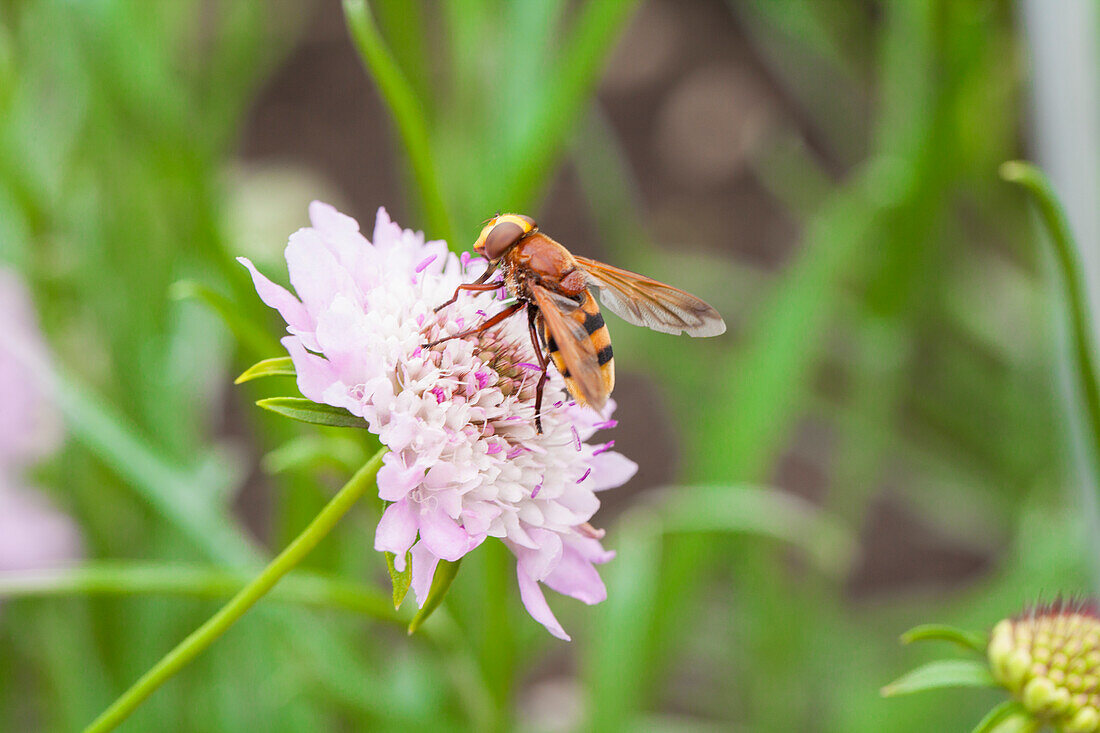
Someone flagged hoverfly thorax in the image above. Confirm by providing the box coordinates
[474,214,538,261]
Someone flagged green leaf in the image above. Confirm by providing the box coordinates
[408,559,461,634]
[256,397,366,429]
[901,624,988,655]
[881,659,996,697]
[235,356,295,384]
[972,701,1032,733]
[386,551,413,610]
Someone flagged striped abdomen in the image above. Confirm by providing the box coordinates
[540,289,615,406]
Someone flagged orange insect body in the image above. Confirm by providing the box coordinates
[427,214,726,432]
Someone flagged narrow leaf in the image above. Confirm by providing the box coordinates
[972,701,1030,733]
[408,558,461,634]
[901,624,988,655]
[881,659,996,697]
[236,356,295,384]
[256,397,366,429]
[386,551,412,610]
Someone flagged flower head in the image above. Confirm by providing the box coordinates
[240,203,637,639]
[988,598,1100,732]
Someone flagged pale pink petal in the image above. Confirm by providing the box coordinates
[236,257,316,348]
[409,540,440,607]
[543,539,610,605]
[281,336,339,404]
[517,566,570,641]
[285,229,360,316]
[585,451,638,492]
[374,499,419,568]
[376,454,424,501]
[418,503,471,561]
[511,527,564,582]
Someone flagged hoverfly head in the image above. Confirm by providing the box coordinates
[473,213,537,261]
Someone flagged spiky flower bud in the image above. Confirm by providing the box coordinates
[988,599,1100,732]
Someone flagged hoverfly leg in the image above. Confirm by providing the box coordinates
[432,281,501,313]
[528,307,550,434]
[433,262,498,313]
[423,301,524,348]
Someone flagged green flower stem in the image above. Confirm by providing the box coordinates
[85,448,386,733]
[342,0,455,244]
[1001,162,1100,486]
[0,562,402,625]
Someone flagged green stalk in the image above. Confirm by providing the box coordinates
[342,0,455,244]
[85,449,386,733]
[1001,162,1100,486]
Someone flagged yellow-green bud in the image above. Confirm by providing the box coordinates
[988,600,1100,732]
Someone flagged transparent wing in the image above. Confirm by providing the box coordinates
[530,284,609,411]
[574,255,726,337]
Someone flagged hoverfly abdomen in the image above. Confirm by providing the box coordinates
[540,290,614,408]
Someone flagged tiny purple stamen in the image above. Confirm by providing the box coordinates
[531,479,543,498]
[415,254,438,273]
[576,468,591,483]
[429,386,447,404]
[486,442,503,455]
[461,251,471,267]
[595,419,618,430]
[571,425,581,452]
[592,440,615,456]
[476,309,488,318]
[416,313,425,326]
[507,446,524,459]
[516,362,541,372]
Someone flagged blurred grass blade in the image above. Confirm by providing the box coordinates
[85,449,386,733]
[23,350,262,565]
[408,559,461,634]
[585,513,662,731]
[881,659,996,697]
[343,0,455,243]
[236,356,295,384]
[901,624,988,655]
[498,0,640,209]
[170,279,280,358]
[262,434,368,475]
[0,562,402,625]
[656,484,857,575]
[1000,161,1100,484]
[256,397,366,429]
[972,701,1029,733]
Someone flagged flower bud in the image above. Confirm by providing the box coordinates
[989,599,1100,732]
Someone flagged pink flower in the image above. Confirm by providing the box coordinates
[240,203,638,639]
[0,269,62,470]
[0,268,80,572]
[0,474,81,572]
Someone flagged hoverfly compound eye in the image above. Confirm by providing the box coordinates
[483,221,525,260]
[480,214,537,260]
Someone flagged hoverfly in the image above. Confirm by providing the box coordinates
[425,214,726,432]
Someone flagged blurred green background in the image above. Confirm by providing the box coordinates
[1,0,1097,730]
